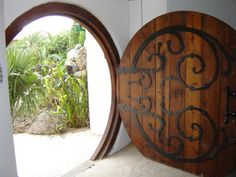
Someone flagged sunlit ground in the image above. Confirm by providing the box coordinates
[14,129,101,177]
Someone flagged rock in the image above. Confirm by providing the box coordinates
[13,117,34,133]
[28,111,63,135]
[75,47,87,71]
[74,70,87,78]
[65,49,78,74]
[65,45,87,76]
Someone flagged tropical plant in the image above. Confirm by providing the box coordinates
[15,32,51,63]
[69,23,86,47]
[62,75,88,128]
[47,31,71,59]
[7,42,45,119]
[42,58,88,128]
[7,21,88,129]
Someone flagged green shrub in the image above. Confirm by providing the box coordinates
[7,21,88,128]
[69,23,86,47]
[42,58,88,128]
[7,43,45,119]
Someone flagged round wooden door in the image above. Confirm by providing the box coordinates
[117,11,236,177]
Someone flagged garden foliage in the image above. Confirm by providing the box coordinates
[7,22,88,129]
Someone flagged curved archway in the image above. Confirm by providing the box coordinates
[5,2,121,160]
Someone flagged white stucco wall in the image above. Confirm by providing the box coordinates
[2,1,236,176]
[129,0,236,37]
[85,31,111,135]
[0,0,18,176]
[128,0,167,39]
[167,0,236,30]
[2,0,130,175]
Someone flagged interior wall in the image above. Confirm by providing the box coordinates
[167,0,236,29]
[2,0,130,173]
[85,31,111,135]
[128,0,142,39]
[128,0,167,39]
[0,0,18,176]
[129,0,236,37]
[142,0,167,28]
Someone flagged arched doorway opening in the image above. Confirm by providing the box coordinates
[5,2,121,161]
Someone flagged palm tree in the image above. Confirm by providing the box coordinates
[7,42,45,120]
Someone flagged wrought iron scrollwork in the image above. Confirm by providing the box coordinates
[117,26,232,91]
[225,86,236,124]
[118,26,236,163]
[128,72,152,90]
[119,98,218,162]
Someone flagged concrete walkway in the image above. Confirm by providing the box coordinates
[14,131,236,177]
[14,129,101,177]
[69,144,236,177]
[65,144,198,177]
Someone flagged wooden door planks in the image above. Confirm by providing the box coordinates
[141,20,156,160]
[118,11,236,177]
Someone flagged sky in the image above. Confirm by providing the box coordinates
[14,15,74,40]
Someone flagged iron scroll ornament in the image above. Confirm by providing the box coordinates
[117,26,236,163]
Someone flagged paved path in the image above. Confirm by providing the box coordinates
[71,144,198,177]
[14,132,236,177]
[14,129,101,177]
